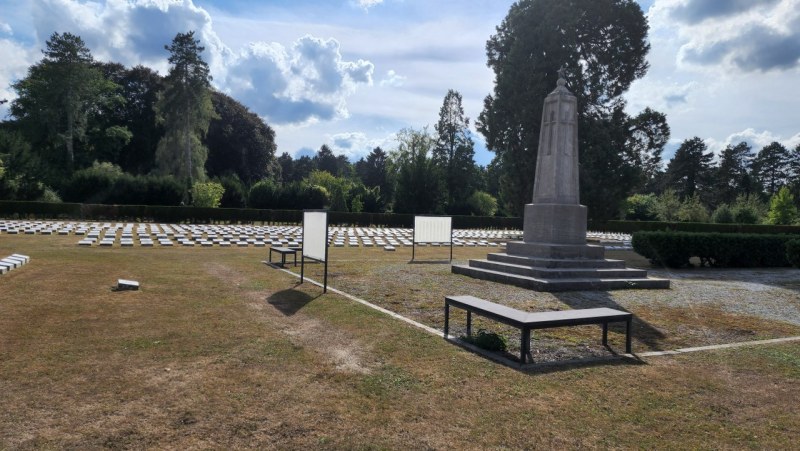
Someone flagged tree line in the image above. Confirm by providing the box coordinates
[2,1,797,225]
[0,31,277,207]
[625,138,800,225]
[0,30,496,215]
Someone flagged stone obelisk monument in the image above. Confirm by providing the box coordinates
[453,70,669,291]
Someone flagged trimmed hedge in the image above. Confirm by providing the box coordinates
[632,231,800,268]
[0,200,524,228]
[787,239,800,268]
[599,220,800,235]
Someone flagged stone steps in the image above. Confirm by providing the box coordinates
[487,252,626,269]
[452,264,670,292]
[469,258,648,279]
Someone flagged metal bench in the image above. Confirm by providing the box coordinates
[269,246,298,267]
[444,295,632,363]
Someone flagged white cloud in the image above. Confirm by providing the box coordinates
[650,0,800,73]
[0,39,36,118]
[724,128,800,150]
[379,69,406,87]
[224,35,373,125]
[626,80,698,113]
[0,23,13,36]
[326,131,394,159]
[352,0,384,11]
[18,0,373,126]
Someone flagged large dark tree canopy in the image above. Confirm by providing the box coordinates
[478,0,651,217]
[206,91,277,185]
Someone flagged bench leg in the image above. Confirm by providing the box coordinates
[626,317,632,354]
[521,328,532,364]
[444,302,450,338]
[602,322,608,346]
[466,311,472,337]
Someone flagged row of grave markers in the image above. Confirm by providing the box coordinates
[0,254,30,275]
[0,219,633,250]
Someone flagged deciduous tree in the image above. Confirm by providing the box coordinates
[206,91,277,186]
[10,32,121,177]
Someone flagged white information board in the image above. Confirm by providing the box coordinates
[414,216,452,243]
[303,211,328,262]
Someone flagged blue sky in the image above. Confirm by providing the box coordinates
[1,0,799,166]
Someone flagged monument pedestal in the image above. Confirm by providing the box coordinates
[452,70,668,292]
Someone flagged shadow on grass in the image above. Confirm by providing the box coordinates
[408,260,452,265]
[447,336,647,373]
[267,289,321,316]
[554,291,667,352]
[522,353,647,374]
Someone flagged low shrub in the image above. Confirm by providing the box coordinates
[632,231,798,268]
[787,239,800,268]
[462,329,508,352]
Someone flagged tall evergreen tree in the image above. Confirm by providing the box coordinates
[627,107,670,190]
[787,144,800,203]
[714,141,753,205]
[277,152,295,183]
[10,32,121,177]
[314,145,339,175]
[154,31,216,196]
[664,137,714,201]
[477,0,650,216]
[433,89,476,214]
[355,146,391,200]
[391,128,442,214]
[752,141,791,196]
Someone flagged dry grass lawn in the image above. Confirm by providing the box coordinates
[1,233,799,449]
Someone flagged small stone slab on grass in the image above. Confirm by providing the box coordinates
[117,279,139,291]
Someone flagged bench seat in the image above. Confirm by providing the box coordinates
[269,246,298,267]
[444,295,632,364]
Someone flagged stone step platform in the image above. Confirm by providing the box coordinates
[451,263,670,292]
[469,258,648,279]
[487,252,626,269]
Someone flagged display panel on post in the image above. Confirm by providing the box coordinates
[301,210,329,292]
[412,215,453,261]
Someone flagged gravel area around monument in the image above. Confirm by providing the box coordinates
[323,251,800,364]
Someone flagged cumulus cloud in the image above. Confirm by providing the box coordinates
[704,128,800,155]
[18,0,373,126]
[28,0,230,77]
[326,131,394,159]
[668,0,781,24]
[0,39,35,118]
[379,69,406,87]
[224,36,373,125]
[626,79,698,113]
[652,0,800,72]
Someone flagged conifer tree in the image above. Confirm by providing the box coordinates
[155,31,216,197]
